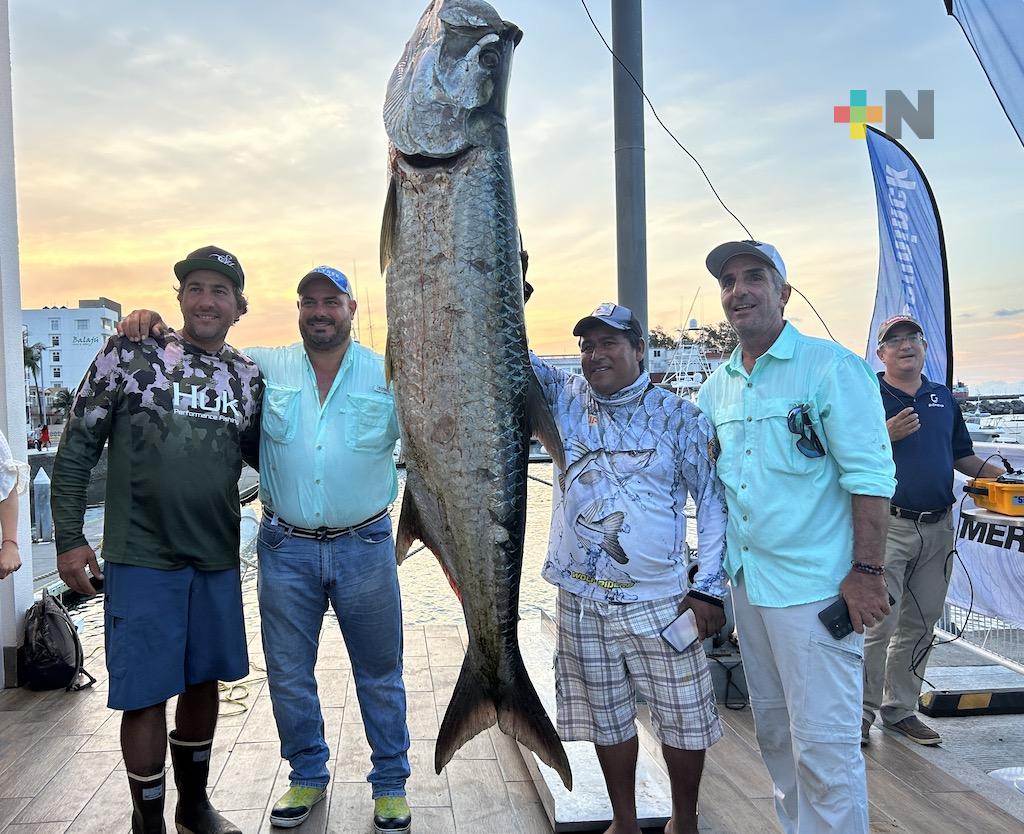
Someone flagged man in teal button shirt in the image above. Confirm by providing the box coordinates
[698,241,895,834]
[247,266,410,833]
[121,266,412,833]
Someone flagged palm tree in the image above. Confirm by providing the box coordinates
[23,341,45,429]
[51,388,73,424]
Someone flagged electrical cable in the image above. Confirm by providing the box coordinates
[904,453,1004,684]
[578,0,753,240]
[788,285,837,343]
[578,1,846,344]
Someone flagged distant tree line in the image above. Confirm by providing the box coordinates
[647,321,738,354]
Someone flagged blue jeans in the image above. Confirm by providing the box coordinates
[257,515,410,797]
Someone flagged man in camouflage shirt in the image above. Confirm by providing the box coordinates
[52,246,262,834]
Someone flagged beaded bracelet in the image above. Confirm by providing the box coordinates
[851,561,885,577]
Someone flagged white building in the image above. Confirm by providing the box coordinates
[23,297,121,410]
[538,345,724,387]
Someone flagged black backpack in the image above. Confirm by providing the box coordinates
[22,590,96,692]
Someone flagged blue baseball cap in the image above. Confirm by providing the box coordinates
[297,265,352,296]
[573,302,643,337]
[706,240,787,281]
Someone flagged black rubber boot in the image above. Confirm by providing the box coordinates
[127,770,167,834]
[167,732,241,834]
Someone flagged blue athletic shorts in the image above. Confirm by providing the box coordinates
[103,562,249,711]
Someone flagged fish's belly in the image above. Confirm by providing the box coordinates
[386,148,529,615]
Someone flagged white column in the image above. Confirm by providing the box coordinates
[0,0,32,689]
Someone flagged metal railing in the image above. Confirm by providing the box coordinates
[936,601,1024,673]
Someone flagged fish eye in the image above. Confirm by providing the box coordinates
[479,49,500,69]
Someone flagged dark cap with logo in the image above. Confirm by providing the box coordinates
[174,245,245,290]
[877,314,924,344]
[573,302,643,337]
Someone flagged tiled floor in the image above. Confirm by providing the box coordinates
[2,606,1023,833]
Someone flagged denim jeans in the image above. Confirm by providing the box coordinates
[257,514,411,797]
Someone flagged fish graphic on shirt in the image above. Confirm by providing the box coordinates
[574,502,629,564]
[559,439,655,498]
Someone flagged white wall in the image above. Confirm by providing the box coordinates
[0,0,32,689]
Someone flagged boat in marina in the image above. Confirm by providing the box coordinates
[979,413,1024,444]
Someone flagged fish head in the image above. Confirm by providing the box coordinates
[384,0,522,160]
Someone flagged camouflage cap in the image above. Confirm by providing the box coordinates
[174,245,245,290]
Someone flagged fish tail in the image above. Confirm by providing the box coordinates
[434,640,573,790]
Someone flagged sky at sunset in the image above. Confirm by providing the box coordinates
[10,1,1024,390]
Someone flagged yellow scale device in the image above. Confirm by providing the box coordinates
[965,474,1024,517]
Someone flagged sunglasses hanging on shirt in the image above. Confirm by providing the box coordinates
[787,404,826,459]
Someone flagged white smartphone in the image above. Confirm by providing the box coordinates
[660,608,700,652]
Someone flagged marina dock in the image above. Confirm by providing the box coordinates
[3,588,1024,833]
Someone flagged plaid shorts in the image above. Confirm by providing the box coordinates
[554,589,722,750]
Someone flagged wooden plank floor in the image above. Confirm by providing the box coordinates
[2,602,1023,833]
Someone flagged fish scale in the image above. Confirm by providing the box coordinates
[380,0,571,789]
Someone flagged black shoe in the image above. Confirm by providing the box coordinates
[168,732,241,834]
[127,769,167,834]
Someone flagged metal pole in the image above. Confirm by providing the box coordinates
[611,0,648,334]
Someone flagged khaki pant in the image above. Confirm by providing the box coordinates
[862,513,954,725]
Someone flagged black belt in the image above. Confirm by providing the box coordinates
[263,507,388,540]
[890,505,948,524]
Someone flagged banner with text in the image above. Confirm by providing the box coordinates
[864,126,952,387]
[948,443,1024,627]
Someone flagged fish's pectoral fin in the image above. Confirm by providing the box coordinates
[384,330,394,386]
[380,175,398,275]
[527,371,566,472]
[395,485,440,567]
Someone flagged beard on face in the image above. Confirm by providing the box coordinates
[299,315,350,351]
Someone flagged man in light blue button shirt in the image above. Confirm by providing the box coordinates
[117,266,412,833]
[698,241,895,834]
[247,266,411,833]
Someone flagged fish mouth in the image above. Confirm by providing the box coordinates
[398,148,472,170]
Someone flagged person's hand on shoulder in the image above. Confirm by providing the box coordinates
[117,310,169,342]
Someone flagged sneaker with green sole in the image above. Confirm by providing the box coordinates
[270,785,326,828]
[373,796,412,833]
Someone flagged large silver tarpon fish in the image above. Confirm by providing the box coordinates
[380,0,571,789]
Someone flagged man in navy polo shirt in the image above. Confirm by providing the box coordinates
[861,315,1002,746]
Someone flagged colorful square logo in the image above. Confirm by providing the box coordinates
[834,90,883,139]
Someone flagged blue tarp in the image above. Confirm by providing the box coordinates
[947,0,1024,149]
[865,126,952,387]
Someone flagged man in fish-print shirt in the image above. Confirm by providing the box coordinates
[531,302,727,834]
[52,246,262,834]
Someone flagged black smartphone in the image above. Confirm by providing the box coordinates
[88,574,104,594]
[818,594,896,640]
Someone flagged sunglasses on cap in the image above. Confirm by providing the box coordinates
[787,404,826,459]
